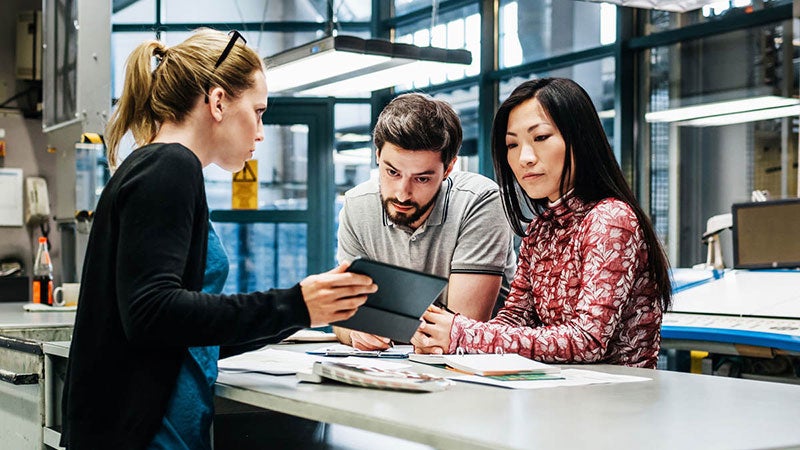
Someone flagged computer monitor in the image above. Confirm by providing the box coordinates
[732,198,800,269]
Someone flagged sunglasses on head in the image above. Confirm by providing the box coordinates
[214,30,247,69]
[205,30,247,103]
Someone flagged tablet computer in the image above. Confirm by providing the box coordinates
[332,258,449,343]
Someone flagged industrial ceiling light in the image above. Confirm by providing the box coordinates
[675,105,800,127]
[583,0,722,13]
[265,35,471,95]
[645,96,800,123]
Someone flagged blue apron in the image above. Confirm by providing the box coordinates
[149,223,229,450]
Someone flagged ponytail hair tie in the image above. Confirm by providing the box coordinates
[152,45,168,70]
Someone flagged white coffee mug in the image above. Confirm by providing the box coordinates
[53,283,80,307]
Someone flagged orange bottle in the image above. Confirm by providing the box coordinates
[32,237,53,305]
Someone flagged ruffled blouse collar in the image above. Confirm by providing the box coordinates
[538,190,592,228]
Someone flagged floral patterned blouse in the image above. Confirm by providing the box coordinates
[449,195,663,368]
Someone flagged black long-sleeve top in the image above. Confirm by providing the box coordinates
[60,143,310,449]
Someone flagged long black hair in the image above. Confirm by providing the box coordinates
[491,78,672,310]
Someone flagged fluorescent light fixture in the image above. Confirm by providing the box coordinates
[334,147,372,165]
[584,0,722,12]
[303,59,448,96]
[336,132,370,143]
[675,105,800,127]
[597,109,615,120]
[265,35,471,96]
[645,96,800,123]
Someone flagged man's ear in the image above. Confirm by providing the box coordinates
[207,87,226,122]
[443,157,457,178]
[375,148,381,164]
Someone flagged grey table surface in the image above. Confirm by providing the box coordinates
[37,330,800,449]
[0,302,76,329]
[216,343,800,450]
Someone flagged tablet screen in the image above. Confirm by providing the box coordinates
[332,258,448,342]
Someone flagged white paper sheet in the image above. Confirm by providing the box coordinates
[307,343,414,358]
[451,369,651,389]
[0,168,23,226]
[218,348,321,375]
[663,313,800,335]
[218,348,413,376]
[282,328,338,342]
[23,303,77,312]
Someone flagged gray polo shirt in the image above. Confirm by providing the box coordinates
[337,170,516,305]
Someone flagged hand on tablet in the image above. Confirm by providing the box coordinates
[333,258,448,343]
[350,331,393,351]
[300,263,377,327]
[410,305,455,354]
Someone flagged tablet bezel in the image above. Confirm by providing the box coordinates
[332,258,449,342]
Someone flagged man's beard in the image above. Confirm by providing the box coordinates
[380,192,439,227]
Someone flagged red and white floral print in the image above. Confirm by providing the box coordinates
[449,195,663,368]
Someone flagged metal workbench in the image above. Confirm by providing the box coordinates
[0,302,75,450]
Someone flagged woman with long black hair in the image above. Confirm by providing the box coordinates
[412,78,671,369]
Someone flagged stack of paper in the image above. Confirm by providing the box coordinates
[311,361,453,392]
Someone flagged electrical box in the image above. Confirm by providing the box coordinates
[16,10,42,81]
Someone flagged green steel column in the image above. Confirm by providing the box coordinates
[614,6,636,188]
[478,0,498,179]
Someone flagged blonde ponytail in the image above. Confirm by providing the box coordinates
[106,40,166,171]
[105,28,263,171]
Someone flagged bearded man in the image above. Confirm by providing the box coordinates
[334,93,516,350]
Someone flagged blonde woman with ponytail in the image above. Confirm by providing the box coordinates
[61,29,376,450]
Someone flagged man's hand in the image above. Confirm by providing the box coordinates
[350,331,392,351]
[300,263,377,327]
[333,327,391,350]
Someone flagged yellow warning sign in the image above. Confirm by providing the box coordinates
[80,133,104,144]
[232,159,258,209]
